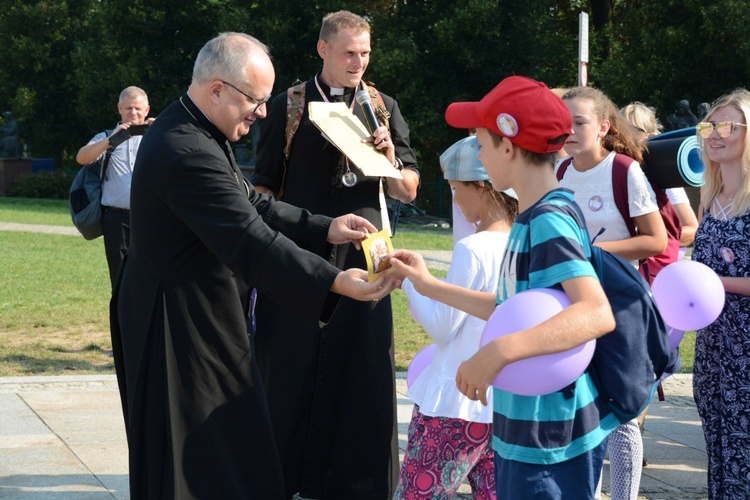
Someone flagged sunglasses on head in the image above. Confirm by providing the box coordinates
[696,120,748,139]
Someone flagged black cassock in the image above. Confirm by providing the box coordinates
[111,94,342,499]
[251,77,419,499]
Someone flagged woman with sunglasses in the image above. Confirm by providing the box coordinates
[692,89,750,499]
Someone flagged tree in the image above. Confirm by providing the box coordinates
[1,0,749,215]
[0,0,99,163]
[593,0,750,122]
[367,0,580,213]
[72,0,251,142]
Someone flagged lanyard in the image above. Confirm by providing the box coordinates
[314,75,358,112]
[314,75,359,186]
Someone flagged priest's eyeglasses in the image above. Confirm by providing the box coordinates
[221,81,271,112]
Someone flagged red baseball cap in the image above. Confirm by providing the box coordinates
[445,76,571,154]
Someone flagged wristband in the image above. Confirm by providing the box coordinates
[394,157,404,171]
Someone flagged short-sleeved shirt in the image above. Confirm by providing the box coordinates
[557,152,658,267]
[87,125,143,210]
[665,187,689,206]
[492,188,620,464]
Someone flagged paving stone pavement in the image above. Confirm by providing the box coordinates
[0,222,79,236]
[0,373,707,499]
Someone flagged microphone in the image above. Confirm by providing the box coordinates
[355,89,380,135]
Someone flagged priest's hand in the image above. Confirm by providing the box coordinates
[328,214,378,250]
[367,125,396,166]
[330,268,399,302]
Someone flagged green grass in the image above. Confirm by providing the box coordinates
[0,197,454,375]
[0,230,114,375]
[392,268,448,370]
[0,232,110,330]
[392,228,454,251]
[0,197,694,376]
[676,330,695,373]
[0,197,72,226]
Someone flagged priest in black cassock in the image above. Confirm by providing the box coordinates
[251,10,420,500]
[111,32,397,499]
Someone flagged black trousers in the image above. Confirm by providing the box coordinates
[102,206,130,289]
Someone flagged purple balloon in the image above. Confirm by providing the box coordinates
[668,326,686,352]
[407,343,436,388]
[651,260,725,331]
[480,288,596,396]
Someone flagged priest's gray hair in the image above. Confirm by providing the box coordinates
[192,32,270,86]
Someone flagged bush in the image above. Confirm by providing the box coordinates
[8,171,75,199]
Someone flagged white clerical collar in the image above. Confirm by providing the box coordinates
[329,87,345,96]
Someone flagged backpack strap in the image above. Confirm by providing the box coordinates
[283,80,391,160]
[101,149,113,181]
[283,80,305,161]
[611,153,638,238]
[361,81,391,131]
[611,152,683,245]
[100,130,113,181]
[276,81,306,200]
[556,156,572,181]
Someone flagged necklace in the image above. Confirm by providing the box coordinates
[314,75,360,187]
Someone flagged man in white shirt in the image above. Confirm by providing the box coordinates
[76,86,154,287]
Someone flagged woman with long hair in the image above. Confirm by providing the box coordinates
[692,89,750,499]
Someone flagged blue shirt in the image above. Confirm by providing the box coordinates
[492,189,619,464]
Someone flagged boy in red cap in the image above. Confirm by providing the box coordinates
[389,76,618,498]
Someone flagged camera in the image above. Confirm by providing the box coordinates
[108,123,151,149]
[128,124,149,136]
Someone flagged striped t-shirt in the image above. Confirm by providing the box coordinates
[492,188,619,464]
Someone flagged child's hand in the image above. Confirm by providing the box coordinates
[387,250,432,292]
[385,266,407,284]
[455,340,506,406]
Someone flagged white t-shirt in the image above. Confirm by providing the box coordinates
[557,151,658,266]
[666,187,689,206]
[402,230,509,423]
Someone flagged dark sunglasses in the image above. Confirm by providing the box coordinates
[697,120,747,139]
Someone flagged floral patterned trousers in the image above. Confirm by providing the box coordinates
[394,405,496,499]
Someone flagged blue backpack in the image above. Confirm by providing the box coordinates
[547,190,679,423]
[69,132,112,240]
[588,239,680,423]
